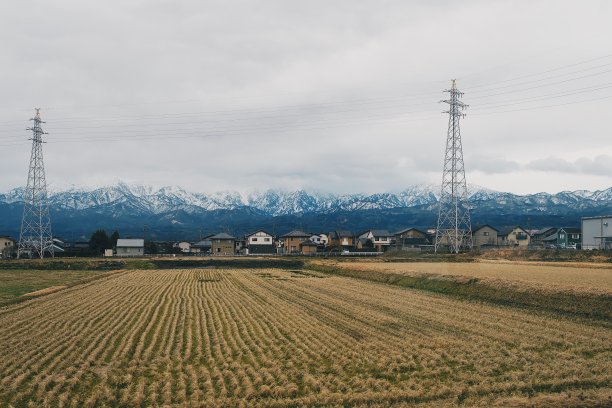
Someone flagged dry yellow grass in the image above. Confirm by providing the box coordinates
[0,268,610,406]
[20,285,68,297]
[325,260,612,294]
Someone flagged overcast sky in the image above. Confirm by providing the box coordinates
[1,0,611,195]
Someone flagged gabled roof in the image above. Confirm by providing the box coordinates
[560,227,581,234]
[116,239,144,247]
[394,227,427,236]
[245,230,273,238]
[582,215,612,220]
[472,224,499,233]
[531,227,556,237]
[368,229,392,237]
[282,230,311,238]
[209,233,236,240]
[300,239,318,246]
[497,226,528,236]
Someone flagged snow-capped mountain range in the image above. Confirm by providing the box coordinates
[2,182,610,216]
[0,183,444,216]
[1,182,610,239]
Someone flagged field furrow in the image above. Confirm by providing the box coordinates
[0,267,610,407]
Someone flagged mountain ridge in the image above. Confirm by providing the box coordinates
[1,182,611,240]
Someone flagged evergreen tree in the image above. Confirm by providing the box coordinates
[110,231,120,247]
[89,229,110,254]
[145,241,158,254]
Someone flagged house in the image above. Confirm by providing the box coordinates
[61,241,90,257]
[393,227,429,249]
[191,239,212,254]
[209,233,236,255]
[235,238,246,254]
[582,216,612,250]
[176,241,191,253]
[245,230,275,254]
[328,231,354,250]
[281,230,311,254]
[300,239,318,255]
[539,228,580,249]
[356,237,373,251]
[471,225,499,248]
[529,227,557,248]
[0,236,15,259]
[357,230,393,252]
[310,233,328,247]
[497,226,530,247]
[116,239,145,257]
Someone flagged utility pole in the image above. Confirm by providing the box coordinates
[18,109,54,259]
[435,80,473,253]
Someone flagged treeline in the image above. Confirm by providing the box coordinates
[76,229,178,257]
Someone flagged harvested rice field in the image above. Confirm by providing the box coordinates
[0,267,611,407]
[317,260,612,293]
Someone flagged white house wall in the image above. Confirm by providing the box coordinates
[247,231,274,245]
[582,216,612,250]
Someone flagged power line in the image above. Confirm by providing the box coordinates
[1,53,611,147]
[471,82,612,110]
[0,112,443,147]
[468,67,612,98]
[2,53,611,126]
[462,53,612,90]
[471,93,612,115]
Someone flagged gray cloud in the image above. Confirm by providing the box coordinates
[0,0,611,195]
[467,154,521,174]
[525,155,612,175]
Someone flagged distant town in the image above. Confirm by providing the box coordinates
[1,214,610,259]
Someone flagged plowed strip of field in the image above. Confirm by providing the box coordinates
[0,268,610,407]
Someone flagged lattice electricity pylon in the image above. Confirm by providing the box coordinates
[434,80,473,253]
[18,109,54,259]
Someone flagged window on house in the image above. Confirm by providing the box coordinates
[252,238,258,242]
[264,238,270,242]
[483,232,489,236]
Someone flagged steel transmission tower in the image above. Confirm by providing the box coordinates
[434,80,473,253]
[18,109,54,259]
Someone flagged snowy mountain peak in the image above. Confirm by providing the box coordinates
[1,183,611,217]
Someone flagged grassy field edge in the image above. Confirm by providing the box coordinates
[0,269,125,310]
[305,261,612,322]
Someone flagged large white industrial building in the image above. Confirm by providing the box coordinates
[581,216,612,250]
